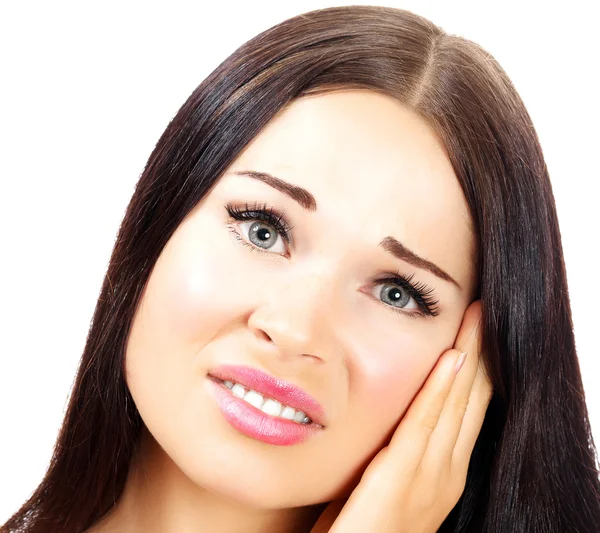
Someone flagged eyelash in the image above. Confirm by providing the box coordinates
[224,201,440,318]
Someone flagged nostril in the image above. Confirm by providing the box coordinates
[258,330,273,343]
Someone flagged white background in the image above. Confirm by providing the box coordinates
[1,0,598,523]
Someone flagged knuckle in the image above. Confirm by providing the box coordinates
[449,396,470,420]
[456,397,470,419]
[420,412,439,434]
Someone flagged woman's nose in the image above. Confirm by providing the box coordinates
[246,266,342,364]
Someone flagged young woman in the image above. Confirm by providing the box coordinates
[3,5,599,533]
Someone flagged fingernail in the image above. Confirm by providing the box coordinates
[454,352,467,375]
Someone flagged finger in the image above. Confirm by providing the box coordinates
[421,300,484,471]
[453,300,483,355]
[383,301,482,473]
[385,347,464,474]
[451,358,493,473]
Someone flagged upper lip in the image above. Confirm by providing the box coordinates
[208,364,326,427]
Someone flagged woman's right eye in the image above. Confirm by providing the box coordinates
[225,202,293,256]
[230,220,288,255]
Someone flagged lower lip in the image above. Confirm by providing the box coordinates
[206,376,323,446]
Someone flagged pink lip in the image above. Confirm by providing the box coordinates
[206,378,323,446]
[207,364,326,427]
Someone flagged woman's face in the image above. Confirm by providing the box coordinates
[125,89,477,508]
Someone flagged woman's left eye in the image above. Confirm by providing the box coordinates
[225,202,292,256]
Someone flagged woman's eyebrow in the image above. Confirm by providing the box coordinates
[380,236,460,289]
[233,170,317,211]
[232,170,460,289]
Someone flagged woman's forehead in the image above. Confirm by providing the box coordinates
[232,90,463,211]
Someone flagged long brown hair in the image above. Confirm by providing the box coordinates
[3,6,599,532]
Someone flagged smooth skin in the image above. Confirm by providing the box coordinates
[86,90,489,533]
[312,301,492,532]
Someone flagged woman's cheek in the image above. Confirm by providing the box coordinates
[352,329,443,421]
[152,216,249,347]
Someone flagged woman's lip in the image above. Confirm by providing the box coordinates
[207,378,323,446]
[207,364,327,427]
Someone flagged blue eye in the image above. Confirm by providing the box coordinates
[226,202,292,255]
[369,272,440,318]
[224,202,440,318]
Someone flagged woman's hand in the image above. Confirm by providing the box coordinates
[311,300,493,533]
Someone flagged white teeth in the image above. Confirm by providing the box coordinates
[293,410,307,423]
[244,390,265,409]
[218,379,312,424]
[280,406,296,420]
[231,383,246,398]
[261,399,282,417]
